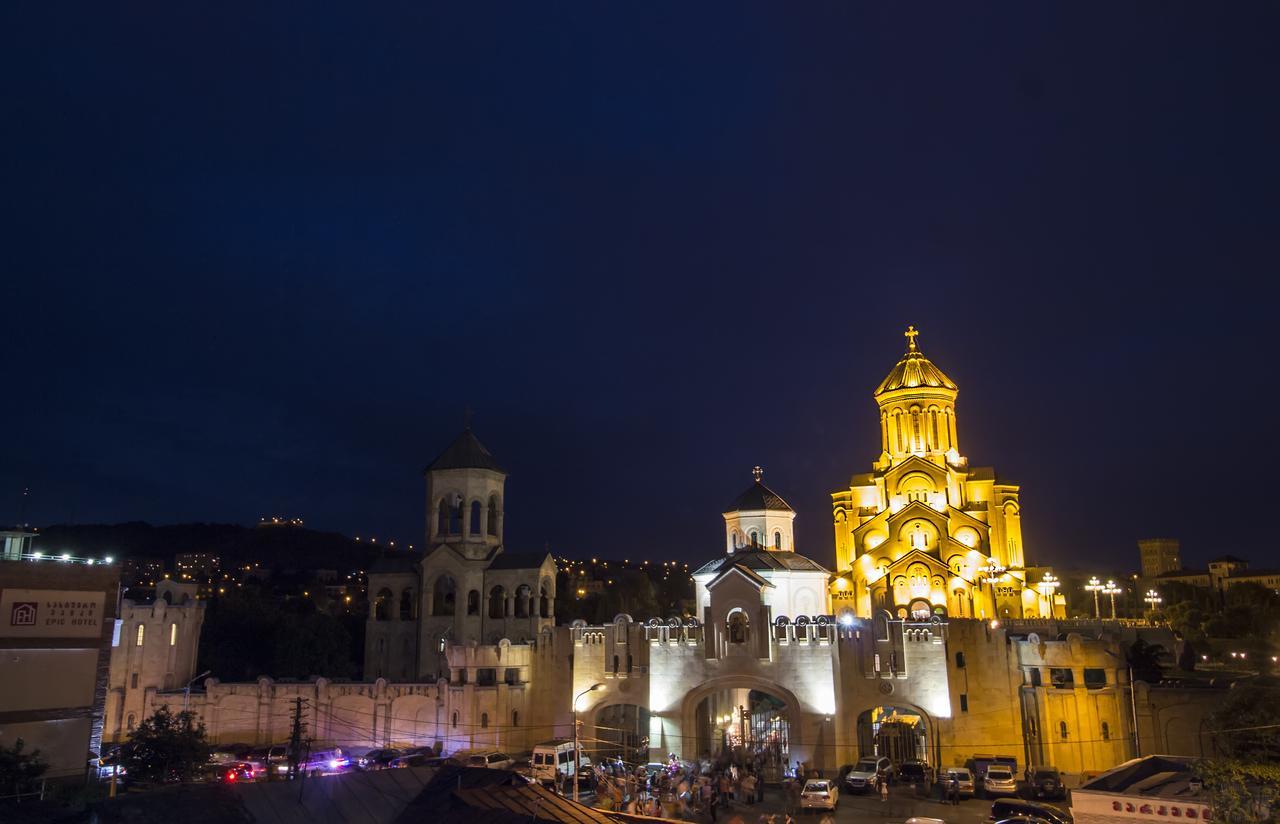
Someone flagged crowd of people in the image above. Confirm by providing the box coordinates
[562,751,833,823]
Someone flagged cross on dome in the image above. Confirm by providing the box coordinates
[905,325,919,351]
[752,465,763,482]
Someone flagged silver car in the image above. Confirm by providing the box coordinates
[984,765,1018,797]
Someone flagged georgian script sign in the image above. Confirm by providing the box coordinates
[0,589,105,638]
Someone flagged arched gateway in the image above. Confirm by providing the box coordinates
[676,676,805,778]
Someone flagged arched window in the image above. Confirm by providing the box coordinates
[449,499,462,534]
[481,713,489,729]
[374,589,393,621]
[432,575,456,616]
[489,586,506,619]
[1059,721,1069,739]
[626,653,632,672]
[470,501,482,534]
[539,584,550,618]
[467,590,480,615]
[515,585,530,617]
[727,610,749,644]
[400,589,414,621]
[452,711,459,728]
[613,654,619,672]
[512,710,519,727]
[488,495,499,535]
[135,624,145,646]
[126,714,136,731]
[437,499,449,536]
[774,531,782,550]
[749,530,759,548]
[1101,721,1110,741]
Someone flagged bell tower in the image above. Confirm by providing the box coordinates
[425,427,506,560]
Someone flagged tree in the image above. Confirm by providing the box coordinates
[1207,684,1280,762]
[0,738,46,797]
[1126,638,1167,684]
[123,707,212,783]
[1200,759,1280,824]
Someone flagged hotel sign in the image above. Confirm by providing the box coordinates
[0,589,105,638]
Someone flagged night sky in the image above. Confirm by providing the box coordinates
[3,4,1276,572]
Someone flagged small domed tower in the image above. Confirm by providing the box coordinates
[425,427,506,559]
[722,466,796,553]
[873,326,962,468]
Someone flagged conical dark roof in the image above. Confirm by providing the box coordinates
[426,429,505,473]
[724,480,793,513]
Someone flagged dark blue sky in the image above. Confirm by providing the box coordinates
[3,4,1276,571]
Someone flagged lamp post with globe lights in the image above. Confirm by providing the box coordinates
[1085,577,1105,619]
[1038,573,1060,618]
[1103,580,1123,619]
[980,562,1007,619]
[1144,589,1162,614]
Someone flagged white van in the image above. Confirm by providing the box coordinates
[531,740,588,785]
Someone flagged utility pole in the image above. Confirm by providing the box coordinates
[287,697,308,781]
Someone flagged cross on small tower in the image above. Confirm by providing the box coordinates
[752,465,763,482]
[904,325,919,351]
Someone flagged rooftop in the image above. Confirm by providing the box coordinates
[427,428,506,474]
[693,547,829,577]
[1078,755,1204,801]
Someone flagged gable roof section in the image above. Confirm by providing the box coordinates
[693,548,830,577]
[707,563,774,591]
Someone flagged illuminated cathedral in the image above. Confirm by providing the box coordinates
[829,327,1060,621]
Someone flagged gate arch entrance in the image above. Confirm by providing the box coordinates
[678,676,805,779]
[592,704,650,765]
[856,703,932,766]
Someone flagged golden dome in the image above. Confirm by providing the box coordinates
[874,326,957,396]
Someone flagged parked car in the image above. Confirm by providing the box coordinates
[942,766,975,798]
[897,760,933,786]
[984,765,1019,797]
[987,798,1072,824]
[844,756,891,792]
[356,748,402,771]
[466,751,515,770]
[247,745,289,778]
[799,778,839,811]
[390,753,448,769]
[1026,766,1065,800]
[300,748,352,775]
[967,754,1018,785]
[219,761,256,783]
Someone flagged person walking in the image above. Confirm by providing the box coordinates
[879,775,890,804]
[949,773,960,805]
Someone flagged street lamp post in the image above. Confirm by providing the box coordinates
[1085,577,1105,619]
[980,562,1007,619]
[1103,580,1122,620]
[1144,589,1162,614]
[184,670,212,711]
[573,683,603,802]
[1039,573,1059,618]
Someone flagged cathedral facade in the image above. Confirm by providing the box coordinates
[830,327,1061,622]
[134,329,1217,783]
